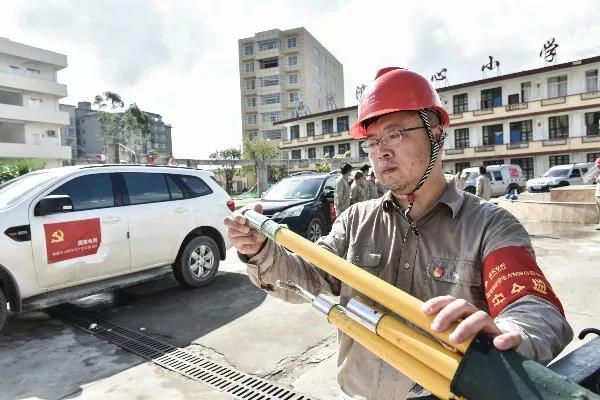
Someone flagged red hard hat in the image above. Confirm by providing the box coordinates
[350,67,450,139]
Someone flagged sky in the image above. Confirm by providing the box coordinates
[2,0,600,159]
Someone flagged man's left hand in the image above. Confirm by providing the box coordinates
[421,295,522,351]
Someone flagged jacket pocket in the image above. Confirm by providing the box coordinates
[347,245,383,273]
[426,258,480,287]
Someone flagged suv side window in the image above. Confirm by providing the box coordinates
[165,174,184,200]
[570,169,581,178]
[122,172,170,205]
[177,175,213,198]
[50,173,114,211]
[493,171,503,181]
[324,176,337,192]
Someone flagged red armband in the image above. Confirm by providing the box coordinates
[483,246,564,318]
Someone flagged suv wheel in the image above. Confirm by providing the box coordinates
[558,181,570,187]
[0,289,7,332]
[173,236,220,288]
[306,217,323,242]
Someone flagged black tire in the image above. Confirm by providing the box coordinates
[173,236,220,288]
[465,186,476,194]
[558,181,570,187]
[306,217,324,242]
[0,289,7,333]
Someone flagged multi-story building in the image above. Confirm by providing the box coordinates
[74,101,172,161]
[278,56,600,178]
[0,37,70,167]
[238,27,344,144]
[59,104,77,160]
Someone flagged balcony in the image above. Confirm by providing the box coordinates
[505,103,528,112]
[449,113,463,120]
[0,142,71,160]
[506,142,529,150]
[581,91,600,100]
[541,96,566,106]
[582,135,600,143]
[473,108,494,116]
[445,148,464,155]
[542,138,567,146]
[0,72,68,98]
[0,103,69,125]
[474,145,494,152]
[279,130,351,148]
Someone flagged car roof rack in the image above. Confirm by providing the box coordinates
[79,164,197,170]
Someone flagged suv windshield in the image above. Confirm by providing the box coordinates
[543,169,569,178]
[262,176,323,200]
[0,170,58,209]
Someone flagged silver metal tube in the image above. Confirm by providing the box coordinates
[313,295,336,316]
[241,209,281,240]
[346,298,384,333]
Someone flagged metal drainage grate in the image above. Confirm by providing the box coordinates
[57,311,311,400]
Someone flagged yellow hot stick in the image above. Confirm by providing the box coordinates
[328,306,456,400]
[274,227,472,354]
[376,315,461,381]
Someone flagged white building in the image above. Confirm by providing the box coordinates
[0,37,70,167]
[238,27,344,144]
[277,55,600,178]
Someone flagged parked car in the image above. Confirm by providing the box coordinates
[526,163,591,192]
[461,164,526,196]
[0,165,233,331]
[260,173,338,242]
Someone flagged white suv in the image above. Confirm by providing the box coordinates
[461,164,526,197]
[0,165,233,331]
[526,163,591,192]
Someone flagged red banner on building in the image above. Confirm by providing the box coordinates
[44,218,102,264]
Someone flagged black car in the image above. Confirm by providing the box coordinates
[260,173,339,242]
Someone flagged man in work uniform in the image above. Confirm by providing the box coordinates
[361,164,379,199]
[350,170,369,204]
[334,163,353,215]
[475,165,492,201]
[225,68,572,399]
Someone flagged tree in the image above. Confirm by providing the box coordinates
[209,147,242,194]
[243,139,286,183]
[313,163,330,173]
[93,92,151,162]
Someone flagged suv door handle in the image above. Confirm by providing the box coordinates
[175,207,189,213]
[103,216,121,223]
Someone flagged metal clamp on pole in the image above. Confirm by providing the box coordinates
[276,280,336,317]
[242,209,282,240]
[346,298,384,333]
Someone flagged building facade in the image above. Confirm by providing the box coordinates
[277,56,600,178]
[238,27,344,144]
[0,37,71,167]
[59,104,77,160]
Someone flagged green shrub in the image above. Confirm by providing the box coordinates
[0,159,45,184]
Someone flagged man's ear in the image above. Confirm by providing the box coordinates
[432,125,445,142]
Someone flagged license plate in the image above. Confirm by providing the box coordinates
[532,185,542,190]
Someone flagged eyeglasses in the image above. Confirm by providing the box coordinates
[360,126,425,154]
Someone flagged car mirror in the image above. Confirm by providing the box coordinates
[34,195,73,216]
[322,189,334,199]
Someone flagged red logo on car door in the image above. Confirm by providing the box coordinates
[44,218,102,263]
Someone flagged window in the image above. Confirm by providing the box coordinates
[165,175,184,200]
[508,94,520,105]
[245,62,254,73]
[482,124,504,145]
[359,142,368,157]
[9,65,20,75]
[453,93,468,114]
[288,73,299,84]
[245,80,256,91]
[587,152,600,162]
[247,131,258,141]
[247,114,257,125]
[480,87,502,109]
[177,175,212,198]
[288,55,298,66]
[306,122,315,136]
[261,93,280,104]
[586,70,598,93]
[454,128,470,149]
[585,112,600,136]
[323,145,335,158]
[50,174,114,211]
[511,158,534,180]
[549,155,569,167]
[338,143,350,155]
[483,160,504,167]
[261,75,279,86]
[261,111,282,123]
[521,82,531,102]
[123,173,170,205]
[258,39,280,51]
[287,37,297,48]
[260,58,279,69]
[289,92,299,103]
[290,125,300,139]
[337,116,349,132]
[28,98,42,109]
[548,75,567,98]
[291,149,301,159]
[455,162,471,173]
[244,44,254,55]
[263,129,282,140]
[308,147,316,159]
[322,119,333,134]
[247,97,256,107]
[549,115,569,139]
[26,68,40,77]
[509,120,533,143]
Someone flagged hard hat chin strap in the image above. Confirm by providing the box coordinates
[403,109,446,236]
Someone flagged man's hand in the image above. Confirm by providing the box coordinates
[223,203,267,258]
[421,296,523,351]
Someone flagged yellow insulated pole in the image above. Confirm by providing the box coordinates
[327,306,456,400]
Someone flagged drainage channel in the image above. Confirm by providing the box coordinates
[55,310,311,400]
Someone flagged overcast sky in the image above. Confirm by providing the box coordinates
[2,0,600,159]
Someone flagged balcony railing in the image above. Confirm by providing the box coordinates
[505,103,528,112]
[474,145,495,152]
[542,138,568,146]
[449,113,463,120]
[445,148,464,155]
[581,91,600,100]
[473,108,494,116]
[314,134,324,140]
[506,142,529,150]
[541,96,566,106]
[582,135,600,143]
[297,137,307,142]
